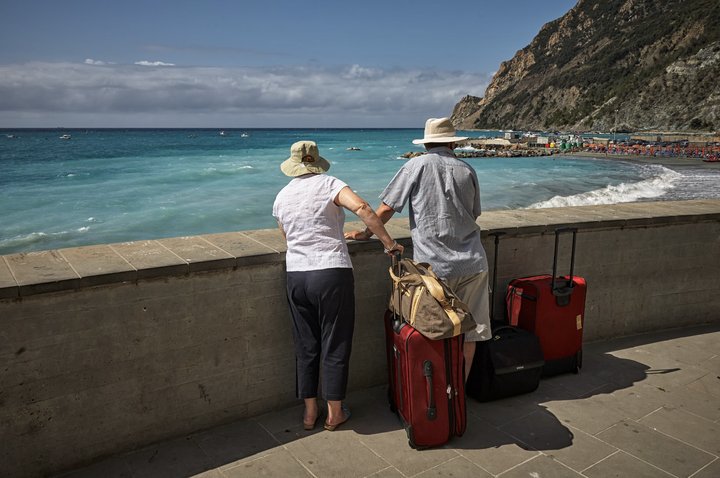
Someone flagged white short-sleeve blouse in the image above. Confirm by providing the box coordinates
[273,174,352,272]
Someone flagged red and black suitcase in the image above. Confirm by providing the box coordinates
[466,232,544,401]
[506,228,586,376]
[384,311,466,448]
[384,255,466,449]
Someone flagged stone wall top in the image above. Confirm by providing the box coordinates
[1,200,719,299]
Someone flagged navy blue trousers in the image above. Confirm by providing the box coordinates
[286,268,355,401]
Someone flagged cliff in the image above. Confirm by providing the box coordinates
[452,0,720,132]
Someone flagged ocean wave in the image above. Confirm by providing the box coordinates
[199,165,255,176]
[0,232,51,250]
[0,228,88,250]
[528,166,682,208]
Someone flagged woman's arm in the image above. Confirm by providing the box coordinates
[335,187,403,255]
[345,202,396,240]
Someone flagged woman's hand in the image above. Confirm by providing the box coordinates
[344,229,372,241]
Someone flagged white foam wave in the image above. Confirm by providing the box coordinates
[0,226,97,250]
[0,232,49,249]
[456,146,483,152]
[528,166,682,208]
[199,165,254,176]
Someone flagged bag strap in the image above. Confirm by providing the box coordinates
[402,260,462,306]
[419,275,449,305]
[418,275,466,337]
[444,305,463,336]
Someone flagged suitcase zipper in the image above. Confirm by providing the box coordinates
[394,345,403,411]
[444,340,455,439]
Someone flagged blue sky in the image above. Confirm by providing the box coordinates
[0,0,577,127]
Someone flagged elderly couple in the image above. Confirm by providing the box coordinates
[272,117,491,432]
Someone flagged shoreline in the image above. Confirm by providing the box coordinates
[569,151,720,170]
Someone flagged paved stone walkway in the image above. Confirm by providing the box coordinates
[56,324,720,478]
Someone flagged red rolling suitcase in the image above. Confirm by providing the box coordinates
[384,311,466,448]
[506,228,586,376]
[384,256,466,449]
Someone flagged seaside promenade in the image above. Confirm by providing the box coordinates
[4,199,719,477]
[55,323,720,478]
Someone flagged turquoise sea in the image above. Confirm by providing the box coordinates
[2,128,719,255]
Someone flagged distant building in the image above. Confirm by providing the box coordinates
[529,136,549,147]
[592,137,610,146]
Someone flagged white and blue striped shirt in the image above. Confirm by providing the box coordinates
[380,146,487,279]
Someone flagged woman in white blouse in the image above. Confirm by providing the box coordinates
[273,140,403,432]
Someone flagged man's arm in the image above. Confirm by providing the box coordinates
[376,202,396,224]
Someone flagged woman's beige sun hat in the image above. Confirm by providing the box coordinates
[412,117,468,145]
[280,140,331,177]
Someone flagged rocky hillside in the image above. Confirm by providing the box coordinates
[452,0,720,132]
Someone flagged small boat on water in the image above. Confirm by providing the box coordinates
[219,131,228,136]
[241,132,249,138]
[347,147,362,151]
[59,134,72,140]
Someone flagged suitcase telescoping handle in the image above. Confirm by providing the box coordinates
[551,227,578,304]
[390,252,404,333]
[489,231,506,321]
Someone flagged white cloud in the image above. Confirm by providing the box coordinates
[84,59,107,65]
[0,61,489,127]
[134,60,176,67]
[343,64,380,80]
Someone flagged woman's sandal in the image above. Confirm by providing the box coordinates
[303,400,320,430]
[303,416,319,431]
[323,405,351,431]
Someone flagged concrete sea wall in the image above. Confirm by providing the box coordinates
[1,200,719,477]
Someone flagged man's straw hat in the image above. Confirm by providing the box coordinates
[412,117,468,145]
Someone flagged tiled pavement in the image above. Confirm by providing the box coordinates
[56,324,720,478]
